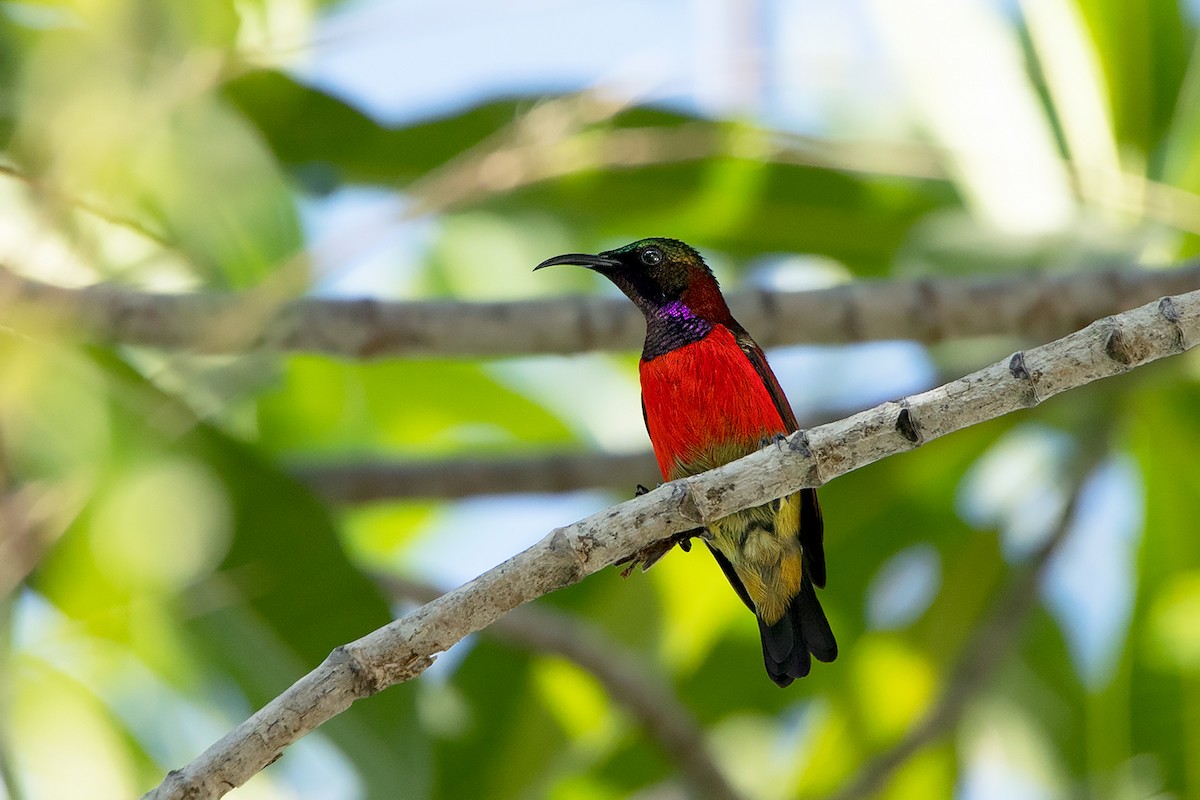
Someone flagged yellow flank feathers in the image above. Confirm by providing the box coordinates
[708,493,806,625]
[669,441,808,627]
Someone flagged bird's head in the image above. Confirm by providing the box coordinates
[535,237,730,322]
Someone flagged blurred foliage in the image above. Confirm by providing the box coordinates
[2,1,1200,800]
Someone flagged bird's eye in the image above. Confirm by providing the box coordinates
[640,247,663,266]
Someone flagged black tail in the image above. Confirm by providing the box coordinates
[758,575,837,688]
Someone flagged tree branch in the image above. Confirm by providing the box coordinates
[3,262,1197,358]
[385,577,744,800]
[292,451,660,503]
[142,289,1200,799]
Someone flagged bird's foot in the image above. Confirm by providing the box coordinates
[621,483,702,574]
[762,432,789,451]
[616,528,701,577]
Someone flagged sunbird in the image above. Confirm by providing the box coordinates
[536,237,836,686]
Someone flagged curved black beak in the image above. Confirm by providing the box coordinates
[533,253,622,272]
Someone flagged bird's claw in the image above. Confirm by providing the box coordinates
[616,528,703,577]
[620,483,700,573]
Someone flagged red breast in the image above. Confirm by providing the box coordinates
[639,325,788,480]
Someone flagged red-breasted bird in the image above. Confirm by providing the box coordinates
[536,237,836,686]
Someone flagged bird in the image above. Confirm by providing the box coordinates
[535,237,836,686]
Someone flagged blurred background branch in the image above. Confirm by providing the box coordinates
[1,260,1196,357]
[287,400,910,502]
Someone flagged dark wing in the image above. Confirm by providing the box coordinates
[730,325,827,589]
[798,487,826,587]
[730,326,799,433]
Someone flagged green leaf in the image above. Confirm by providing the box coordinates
[32,350,431,798]
[139,96,305,287]
[1075,0,1191,160]
[1123,380,1200,794]
[223,70,526,188]
[257,356,576,457]
[485,159,950,275]
[431,642,569,800]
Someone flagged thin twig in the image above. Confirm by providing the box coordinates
[141,289,1200,799]
[2,261,1196,358]
[385,577,744,800]
[0,164,174,249]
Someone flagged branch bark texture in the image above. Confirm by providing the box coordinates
[3,262,1197,358]
[143,289,1200,799]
